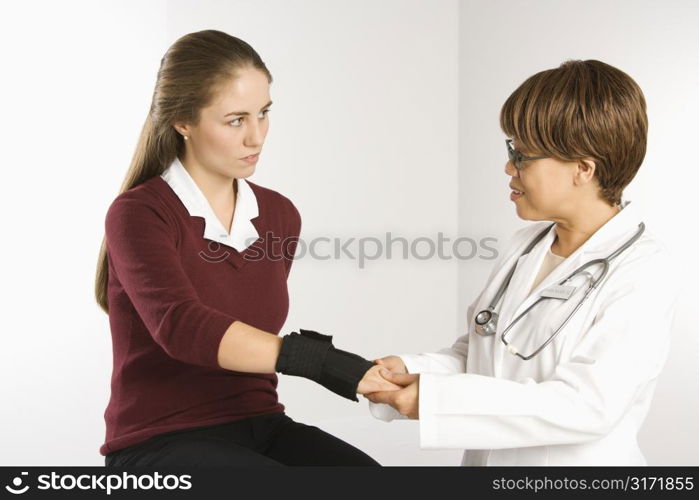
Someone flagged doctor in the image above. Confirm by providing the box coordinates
[363,59,678,466]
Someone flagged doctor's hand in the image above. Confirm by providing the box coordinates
[373,355,408,375]
[365,370,420,419]
[357,364,403,395]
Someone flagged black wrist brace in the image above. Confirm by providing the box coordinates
[275,329,374,402]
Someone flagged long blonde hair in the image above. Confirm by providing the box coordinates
[94,30,272,314]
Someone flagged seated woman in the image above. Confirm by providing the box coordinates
[362,59,678,466]
[96,29,397,467]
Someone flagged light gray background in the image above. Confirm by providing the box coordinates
[0,0,696,465]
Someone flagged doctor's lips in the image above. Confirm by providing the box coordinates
[241,152,260,164]
[509,184,524,201]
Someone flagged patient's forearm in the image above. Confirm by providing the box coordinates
[216,322,377,402]
[217,320,282,373]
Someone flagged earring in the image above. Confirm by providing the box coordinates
[183,135,188,140]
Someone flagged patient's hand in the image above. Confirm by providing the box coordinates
[373,355,408,375]
[357,364,402,395]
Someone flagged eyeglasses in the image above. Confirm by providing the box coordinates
[506,139,549,170]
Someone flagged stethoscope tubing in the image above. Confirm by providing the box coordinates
[475,222,645,359]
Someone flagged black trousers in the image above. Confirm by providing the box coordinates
[104,412,380,466]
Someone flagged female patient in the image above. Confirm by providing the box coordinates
[95,29,397,467]
[363,59,678,466]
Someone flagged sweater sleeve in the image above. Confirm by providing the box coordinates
[105,196,238,369]
[282,198,302,278]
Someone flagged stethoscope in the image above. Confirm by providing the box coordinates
[474,221,645,360]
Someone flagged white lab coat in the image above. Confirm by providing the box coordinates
[369,200,678,465]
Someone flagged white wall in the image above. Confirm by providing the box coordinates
[0,0,169,465]
[0,0,695,466]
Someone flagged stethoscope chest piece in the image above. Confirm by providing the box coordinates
[474,309,498,336]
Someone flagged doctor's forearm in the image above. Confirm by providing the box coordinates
[216,320,282,373]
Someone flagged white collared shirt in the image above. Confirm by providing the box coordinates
[160,156,259,251]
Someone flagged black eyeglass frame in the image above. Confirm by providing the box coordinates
[506,139,549,170]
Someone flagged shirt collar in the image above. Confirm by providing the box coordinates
[160,156,260,251]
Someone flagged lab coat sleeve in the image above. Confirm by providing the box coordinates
[105,196,238,369]
[417,246,678,449]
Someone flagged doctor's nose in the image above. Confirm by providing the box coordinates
[505,160,519,177]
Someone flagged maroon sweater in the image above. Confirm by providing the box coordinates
[100,175,301,456]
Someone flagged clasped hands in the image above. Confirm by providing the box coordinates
[356,356,419,419]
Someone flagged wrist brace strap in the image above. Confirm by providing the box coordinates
[275,329,374,402]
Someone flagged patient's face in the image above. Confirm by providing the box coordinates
[505,140,580,222]
[175,67,272,180]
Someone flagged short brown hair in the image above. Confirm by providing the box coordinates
[499,59,648,206]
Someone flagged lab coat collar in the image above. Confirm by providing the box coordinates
[565,199,642,258]
[160,156,260,251]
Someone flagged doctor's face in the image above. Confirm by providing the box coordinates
[505,140,581,221]
[177,66,272,179]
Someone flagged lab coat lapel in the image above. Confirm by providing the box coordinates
[492,225,556,375]
[500,227,557,314]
